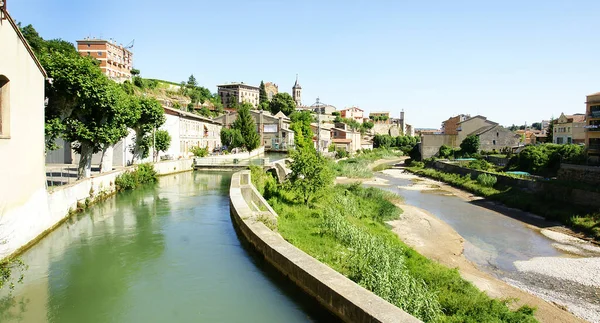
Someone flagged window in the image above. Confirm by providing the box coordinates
[98,52,103,56]
[0,75,9,138]
[87,51,91,56]
[568,127,570,133]
[87,44,90,48]
[493,140,496,145]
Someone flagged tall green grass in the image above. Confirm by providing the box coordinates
[332,148,401,178]
[261,177,537,322]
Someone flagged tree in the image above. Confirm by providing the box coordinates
[288,148,333,205]
[130,68,140,76]
[187,74,197,88]
[532,122,542,131]
[154,130,171,154]
[373,134,394,148]
[460,135,480,155]
[232,103,260,151]
[290,111,314,149]
[220,128,244,149]
[259,80,268,104]
[332,111,341,117]
[508,124,518,131]
[129,97,166,163]
[198,107,212,117]
[546,118,554,143]
[269,93,296,116]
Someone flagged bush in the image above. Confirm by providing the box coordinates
[409,161,425,168]
[190,146,209,157]
[438,145,454,158]
[115,163,157,191]
[477,173,497,187]
[467,159,493,171]
[335,149,349,159]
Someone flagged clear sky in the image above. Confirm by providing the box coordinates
[8,0,600,128]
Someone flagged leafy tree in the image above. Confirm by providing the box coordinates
[232,103,260,151]
[258,101,270,111]
[129,97,166,163]
[42,51,136,178]
[334,116,343,123]
[332,111,341,117]
[531,122,542,131]
[290,111,314,149]
[438,145,454,158]
[288,148,333,205]
[154,130,171,154]
[269,93,296,116]
[460,135,480,155]
[508,124,518,131]
[373,134,394,148]
[220,128,244,149]
[130,68,140,76]
[198,107,212,117]
[361,120,374,130]
[259,80,268,104]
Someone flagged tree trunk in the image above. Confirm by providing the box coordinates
[131,130,144,165]
[98,145,114,173]
[77,142,94,180]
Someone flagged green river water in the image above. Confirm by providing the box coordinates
[0,171,332,323]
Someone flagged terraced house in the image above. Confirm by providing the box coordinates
[552,113,586,145]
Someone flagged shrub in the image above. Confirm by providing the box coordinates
[438,145,454,158]
[335,149,349,159]
[467,159,493,171]
[115,163,157,191]
[477,173,497,187]
[189,146,209,157]
[409,161,425,168]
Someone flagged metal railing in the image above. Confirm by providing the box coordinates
[193,157,271,167]
[45,165,101,187]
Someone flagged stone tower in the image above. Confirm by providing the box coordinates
[292,74,302,107]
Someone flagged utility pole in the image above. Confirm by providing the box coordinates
[310,97,326,154]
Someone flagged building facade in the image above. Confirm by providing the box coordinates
[0,8,50,258]
[214,110,295,151]
[311,123,333,153]
[264,82,279,100]
[331,124,361,153]
[340,106,364,123]
[162,106,222,158]
[553,113,586,145]
[585,92,600,162]
[292,75,302,107]
[217,83,260,109]
[441,114,470,135]
[76,38,133,81]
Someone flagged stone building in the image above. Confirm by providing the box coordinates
[552,113,586,145]
[441,114,470,135]
[340,106,364,123]
[0,7,50,258]
[161,106,222,158]
[264,82,278,100]
[76,37,133,82]
[472,125,520,152]
[214,110,295,151]
[217,82,260,109]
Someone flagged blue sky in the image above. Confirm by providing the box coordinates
[9,0,600,128]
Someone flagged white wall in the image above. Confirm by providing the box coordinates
[0,17,49,252]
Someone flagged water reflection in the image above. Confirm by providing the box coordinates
[1,171,328,323]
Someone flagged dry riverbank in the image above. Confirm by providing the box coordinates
[338,165,594,323]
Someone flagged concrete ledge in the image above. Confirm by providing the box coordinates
[229,170,421,323]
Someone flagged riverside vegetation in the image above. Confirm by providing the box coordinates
[406,162,600,241]
[249,148,537,322]
[114,163,158,191]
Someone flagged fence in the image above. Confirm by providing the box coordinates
[46,165,101,187]
[193,157,271,167]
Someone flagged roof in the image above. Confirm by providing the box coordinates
[457,115,498,126]
[342,107,364,112]
[470,125,497,136]
[274,111,287,118]
[217,82,259,90]
[3,10,47,78]
[332,139,352,144]
[293,74,301,89]
[163,106,222,125]
[553,113,586,124]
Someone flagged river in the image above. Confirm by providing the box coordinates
[0,171,333,323]
[374,169,600,322]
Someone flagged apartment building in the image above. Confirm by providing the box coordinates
[586,92,600,162]
[340,106,364,123]
[217,83,260,109]
[76,38,133,81]
[441,114,470,135]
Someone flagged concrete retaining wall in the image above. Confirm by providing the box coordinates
[0,159,195,260]
[558,163,600,185]
[229,170,420,323]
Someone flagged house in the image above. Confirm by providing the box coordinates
[340,106,364,123]
[161,106,222,158]
[515,129,546,145]
[441,114,470,135]
[420,115,519,158]
[553,113,586,145]
[311,123,333,153]
[214,110,295,151]
[0,8,49,256]
[586,92,600,162]
[331,124,361,153]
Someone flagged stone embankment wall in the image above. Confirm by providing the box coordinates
[430,161,600,208]
[229,170,420,323]
[0,159,194,260]
[558,164,600,185]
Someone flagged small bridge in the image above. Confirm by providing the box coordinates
[193,157,291,183]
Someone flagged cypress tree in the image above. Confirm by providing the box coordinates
[233,103,261,151]
[259,80,268,104]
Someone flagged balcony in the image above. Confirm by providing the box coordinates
[588,111,600,119]
[588,145,600,151]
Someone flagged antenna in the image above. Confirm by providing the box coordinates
[124,39,135,50]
